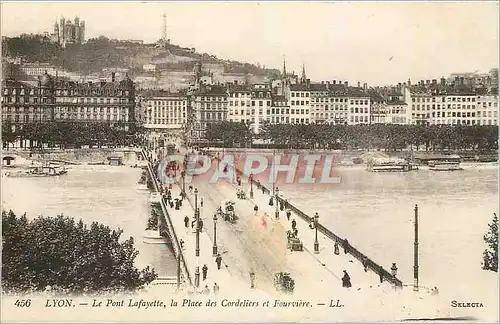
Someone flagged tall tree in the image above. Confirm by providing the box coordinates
[482,212,498,272]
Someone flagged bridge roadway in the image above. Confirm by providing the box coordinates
[148,148,396,296]
[193,178,348,298]
[161,162,394,298]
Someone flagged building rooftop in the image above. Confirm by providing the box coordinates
[196,85,228,96]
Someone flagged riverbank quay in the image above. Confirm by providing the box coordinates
[203,149,404,289]
[2,147,144,166]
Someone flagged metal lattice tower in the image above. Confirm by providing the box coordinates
[162,13,167,42]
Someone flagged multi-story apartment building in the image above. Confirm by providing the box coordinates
[189,84,228,139]
[250,86,272,132]
[269,95,289,126]
[141,90,188,130]
[403,80,498,126]
[21,63,58,76]
[370,89,408,125]
[475,93,498,126]
[347,86,371,125]
[226,83,274,133]
[288,83,311,124]
[227,84,252,124]
[1,72,136,130]
[309,81,353,125]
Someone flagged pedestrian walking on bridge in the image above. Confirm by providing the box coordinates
[184,215,189,228]
[200,197,204,207]
[343,239,349,254]
[342,270,352,288]
[291,219,297,230]
[334,241,340,255]
[202,264,208,280]
[215,253,222,270]
[286,209,291,221]
[213,282,220,295]
[199,219,204,232]
[362,257,368,272]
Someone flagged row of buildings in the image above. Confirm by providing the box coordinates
[2,60,498,142]
[139,62,498,141]
[2,72,135,130]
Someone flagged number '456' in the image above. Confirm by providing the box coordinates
[14,299,31,307]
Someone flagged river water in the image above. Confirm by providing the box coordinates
[2,162,498,303]
[1,165,176,278]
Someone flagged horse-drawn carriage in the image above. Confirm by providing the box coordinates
[286,230,304,251]
[217,200,237,223]
[274,272,295,294]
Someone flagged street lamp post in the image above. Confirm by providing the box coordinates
[275,187,279,220]
[249,173,254,199]
[313,212,320,254]
[272,150,276,196]
[414,204,419,292]
[213,213,218,257]
[181,170,186,196]
[194,187,200,288]
[195,188,200,257]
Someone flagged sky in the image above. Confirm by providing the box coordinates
[1,1,499,85]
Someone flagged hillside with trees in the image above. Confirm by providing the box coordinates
[2,35,279,78]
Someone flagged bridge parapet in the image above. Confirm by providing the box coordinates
[206,150,403,288]
[142,151,193,288]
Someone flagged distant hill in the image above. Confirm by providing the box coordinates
[2,35,280,80]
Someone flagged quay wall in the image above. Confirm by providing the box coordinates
[3,148,141,166]
[205,151,404,288]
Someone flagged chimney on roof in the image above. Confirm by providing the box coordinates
[363,83,367,90]
[321,81,324,84]
[344,81,348,87]
[88,81,92,86]
[306,79,311,88]
[358,81,361,87]
[432,79,437,85]
[112,72,116,82]
[333,80,336,85]
[234,80,238,85]
[460,77,464,86]
[408,78,411,86]
[326,81,330,89]
[440,77,446,86]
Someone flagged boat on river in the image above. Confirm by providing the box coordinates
[6,165,68,178]
[428,160,463,171]
[143,230,170,244]
[367,158,418,172]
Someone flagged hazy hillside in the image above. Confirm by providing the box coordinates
[2,35,280,79]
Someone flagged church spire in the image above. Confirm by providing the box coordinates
[282,56,287,77]
[301,63,307,84]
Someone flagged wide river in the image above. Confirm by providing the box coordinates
[2,161,498,300]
